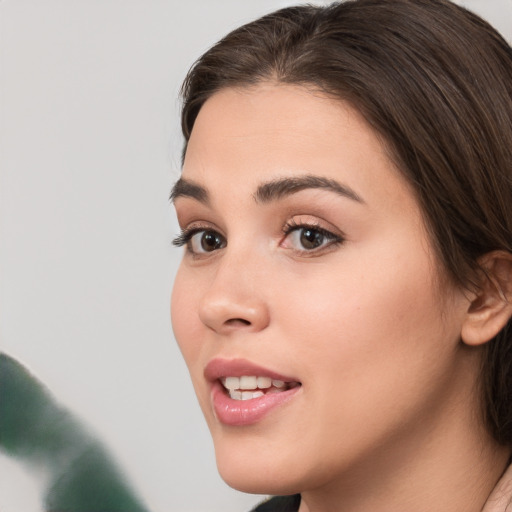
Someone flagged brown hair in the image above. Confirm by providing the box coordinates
[180,0,512,444]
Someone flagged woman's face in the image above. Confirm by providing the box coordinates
[171,84,475,495]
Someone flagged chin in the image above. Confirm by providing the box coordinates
[214,439,305,496]
[219,465,301,496]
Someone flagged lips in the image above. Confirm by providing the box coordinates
[204,358,302,426]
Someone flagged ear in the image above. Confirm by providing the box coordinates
[461,251,512,346]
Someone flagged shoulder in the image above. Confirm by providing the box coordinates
[482,464,512,512]
[251,495,301,512]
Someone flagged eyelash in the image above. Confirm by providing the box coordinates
[172,225,213,248]
[172,221,344,255]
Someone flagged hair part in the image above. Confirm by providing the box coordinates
[180,0,512,444]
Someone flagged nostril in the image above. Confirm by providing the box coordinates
[225,318,251,327]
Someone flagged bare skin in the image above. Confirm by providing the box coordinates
[171,83,511,512]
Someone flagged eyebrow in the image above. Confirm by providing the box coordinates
[169,178,209,204]
[255,175,364,204]
[169,174,364,205]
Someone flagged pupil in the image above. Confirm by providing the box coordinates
[201,232,221,251]
[300,229,323,249]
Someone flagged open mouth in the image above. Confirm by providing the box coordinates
[220,375,301,401]
[206,360,303,425]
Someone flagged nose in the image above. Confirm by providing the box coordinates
[198,255,270,335]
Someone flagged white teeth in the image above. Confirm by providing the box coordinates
[257,376,272,389]
[239,376,257,390]
[224,377,239,390]
[229,390,264,400]
[221,375,291,397]
[242,391,264,400]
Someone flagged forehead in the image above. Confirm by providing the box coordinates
[182,84,413,214]
[185,84,383,172]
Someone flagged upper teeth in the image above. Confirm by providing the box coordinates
[222,376,286,391]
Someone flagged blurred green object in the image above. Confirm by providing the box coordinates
[0,352,151,512]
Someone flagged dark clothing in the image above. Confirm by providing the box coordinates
[252,495,301,512]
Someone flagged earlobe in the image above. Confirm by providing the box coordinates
[461,251,512,346]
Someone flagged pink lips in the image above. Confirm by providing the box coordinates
[204,358,301,426]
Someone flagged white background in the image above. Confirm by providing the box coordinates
[1,1,511,511]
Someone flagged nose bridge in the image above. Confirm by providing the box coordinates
[198,243,270,334]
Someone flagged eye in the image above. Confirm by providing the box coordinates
[281,221,344,253]
[290,227,326,250]
[173,228,226,254]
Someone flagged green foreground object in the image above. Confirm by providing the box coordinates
[0,353,150,512]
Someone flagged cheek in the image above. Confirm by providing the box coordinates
[171,266,203,365]
[279,253,435,341]
[171,267,217,420]
[274,247,459,413]
[251,251,464,482]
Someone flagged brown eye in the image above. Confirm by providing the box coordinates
[201,231,224,251]
[282,223,344,254]
[288,227,328,250]
[300,228,324,249]
[190,230,226,253]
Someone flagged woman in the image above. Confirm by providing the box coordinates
[170,0,512,510]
